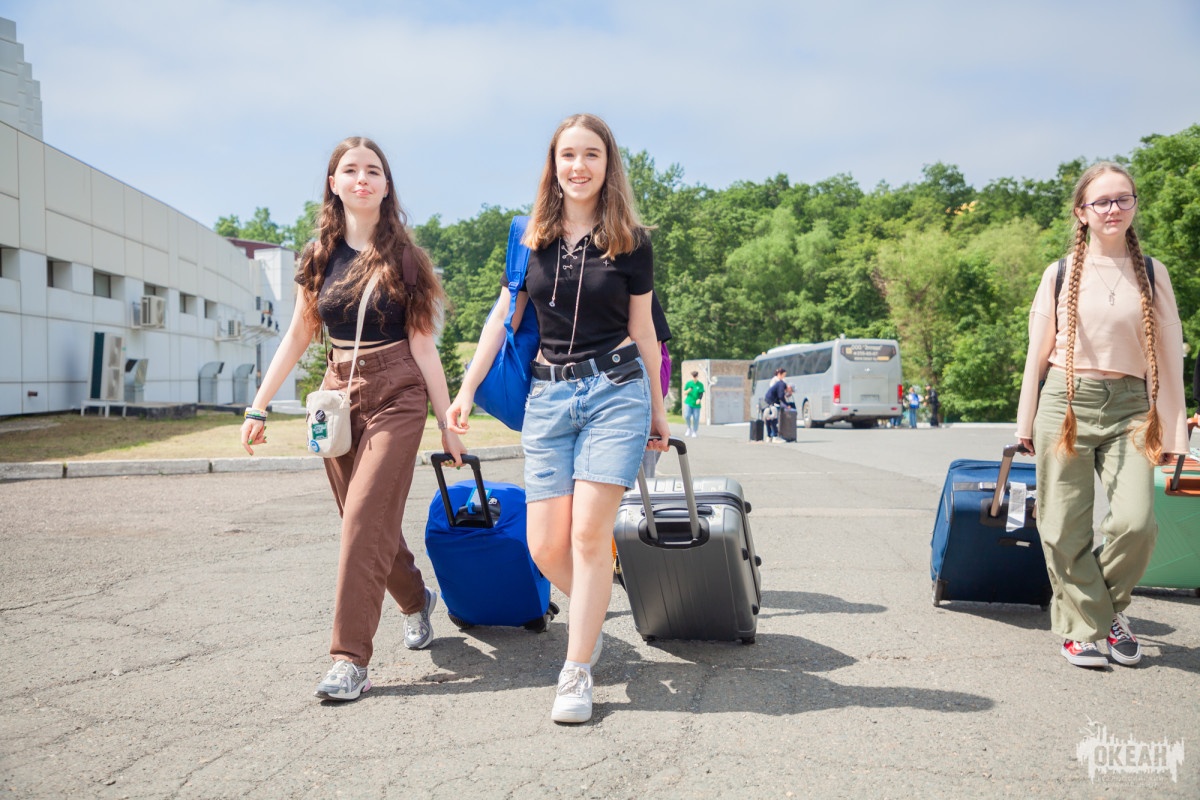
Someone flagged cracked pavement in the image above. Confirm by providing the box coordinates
[1,424,1197,798]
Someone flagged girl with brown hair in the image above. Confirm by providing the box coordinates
[1016,161,1188,669]
[239,136,465,700]
[447,114,670,723]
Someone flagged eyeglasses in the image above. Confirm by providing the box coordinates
[1081,194,1137,214]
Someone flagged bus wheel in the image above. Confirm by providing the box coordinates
[802,402,814,428]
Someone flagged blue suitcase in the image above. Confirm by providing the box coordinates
[425,454,558,631]
[930,444,1051,608]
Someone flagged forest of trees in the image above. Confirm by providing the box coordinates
[219,124,1199,421]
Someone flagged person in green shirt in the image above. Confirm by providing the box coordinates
[683,371,705,437]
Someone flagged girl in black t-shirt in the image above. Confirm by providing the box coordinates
[448,114,670,724]
[239,137,465,702]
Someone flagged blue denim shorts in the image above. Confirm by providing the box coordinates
[521,357,652,502]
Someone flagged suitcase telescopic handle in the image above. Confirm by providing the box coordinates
[1170,454,1185,492]
[989,443,1033,518]
[430,453,493,529]
[636,436,702,542]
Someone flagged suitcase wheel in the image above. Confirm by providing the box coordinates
[522,602,560,633]
[740,636,756,645]
[447,612,474,631]
[755,555,762,567]
[641,635,656,643]
[932,579,945,607]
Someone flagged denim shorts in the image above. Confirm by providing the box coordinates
[521,357,652,502]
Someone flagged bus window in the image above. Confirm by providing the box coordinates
[811,347,832,374]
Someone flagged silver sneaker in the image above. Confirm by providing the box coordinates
[314,660,370,701]
[404,587,437,650]
[550,666,594,724]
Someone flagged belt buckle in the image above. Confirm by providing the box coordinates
[561,362,578,381]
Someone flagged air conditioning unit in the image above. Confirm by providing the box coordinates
[139,295,166,328]
[216,319,243,341]
[89,332,125,401]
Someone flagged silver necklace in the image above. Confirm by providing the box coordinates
[1093,263,1120,306]
[548,235,588,355]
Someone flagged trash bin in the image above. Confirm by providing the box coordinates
[124,358,148,402]
[232,363,256,405]
[198,361,224,404]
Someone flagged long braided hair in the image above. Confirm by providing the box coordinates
[1056,162,1162,462]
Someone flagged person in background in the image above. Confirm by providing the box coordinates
[763,372,788,442]
[682,370,704,438]
[1015,161,1187,669]
[906,385,922,429]
[925,384,940,427]
[240,136,465,702]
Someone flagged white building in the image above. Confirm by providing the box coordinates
[0,17,297,417]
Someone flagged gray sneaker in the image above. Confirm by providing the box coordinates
[404,587,437,650]
[550,666,594,724]
[314,660,370,701]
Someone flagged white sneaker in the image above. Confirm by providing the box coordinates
[550,666,593,723]
[314,660,370,701]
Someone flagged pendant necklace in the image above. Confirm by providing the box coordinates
[548,234,588,355]
[1093,264,1120,306]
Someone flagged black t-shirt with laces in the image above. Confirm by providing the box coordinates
[294,239,407,343]
[521,232,654,365]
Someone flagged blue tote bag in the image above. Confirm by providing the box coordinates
[472,216,538,431]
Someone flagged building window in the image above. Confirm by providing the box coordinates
[0,248,15,280]
[180,292,197,315]
[93,271,113,298]
[48,259,72,290]
[204,300,217,320]
[144,283,163,297]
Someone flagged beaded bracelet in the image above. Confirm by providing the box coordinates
[244,407,268,421]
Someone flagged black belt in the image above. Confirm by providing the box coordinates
[531,344,640,382]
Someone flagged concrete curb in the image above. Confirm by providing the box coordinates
[0,462,64,481]
[64,459,212,478]
[2,445,525,482]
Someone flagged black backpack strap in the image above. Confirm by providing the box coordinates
[1053,258,1067,304]
[1144,255,1156,298]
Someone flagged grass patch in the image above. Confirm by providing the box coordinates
[0,411,522,463]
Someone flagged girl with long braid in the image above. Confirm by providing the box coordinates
[1016,162,1188,669]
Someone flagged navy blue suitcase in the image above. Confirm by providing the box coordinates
[930,444,1051,608]
[425,454,558,631]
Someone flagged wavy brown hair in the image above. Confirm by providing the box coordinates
[295,136,444,338]
[524,113,646,258]
[1056,161,1162,462]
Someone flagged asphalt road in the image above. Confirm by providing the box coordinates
[1,422,1196,798]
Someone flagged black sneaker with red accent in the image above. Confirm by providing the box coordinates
[1107,612,1143,666]
[1061,639,1108,668]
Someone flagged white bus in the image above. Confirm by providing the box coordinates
[749,338,904,428]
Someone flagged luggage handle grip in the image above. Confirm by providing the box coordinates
[430,453,493,529]
[637,436,701,543]
[990,443,1032,519]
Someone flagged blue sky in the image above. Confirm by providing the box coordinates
[3,0,1199,232]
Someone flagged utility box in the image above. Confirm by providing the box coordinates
[124,358,148,402]
[198,361,224,404]
[232,363,256,405]
[680,358,753,425]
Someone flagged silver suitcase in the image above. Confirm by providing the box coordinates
[614,438,762,644]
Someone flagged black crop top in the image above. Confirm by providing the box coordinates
[522,233,654,364]
[296,240,408,343]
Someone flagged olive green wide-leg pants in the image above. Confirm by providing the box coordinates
[1033,369,1157,642]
